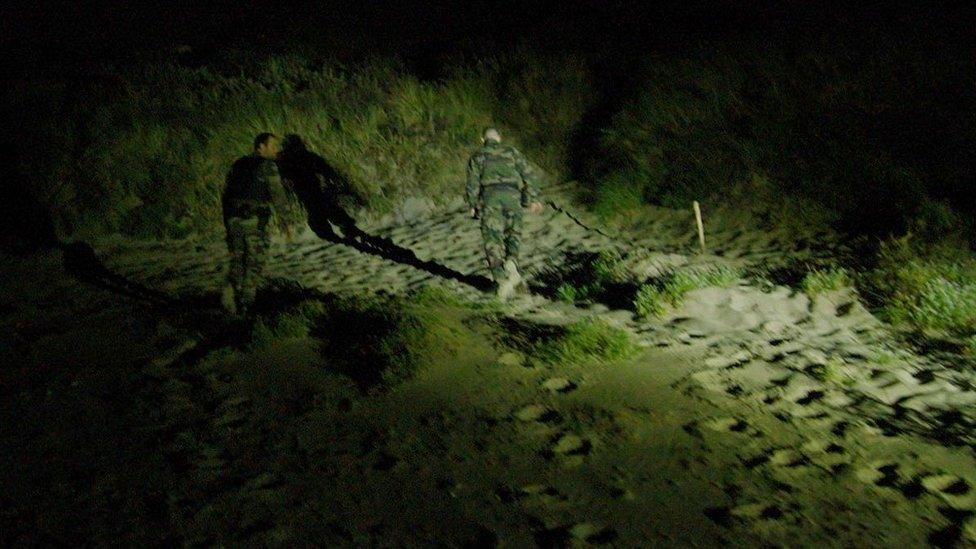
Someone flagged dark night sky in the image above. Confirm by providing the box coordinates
[4,0,972,75]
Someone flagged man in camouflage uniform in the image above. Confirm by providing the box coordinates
[221,133,292,316]
[466,128,543,299]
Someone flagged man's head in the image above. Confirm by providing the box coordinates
[482,128,502,144]
[254,133,280,159]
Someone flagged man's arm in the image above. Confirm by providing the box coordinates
[261,160,296,237]
[513,149,542,210]
[466,154,482,216]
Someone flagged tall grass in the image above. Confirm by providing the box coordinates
[866,236,976,336]
[583,43,974,237]
[9,53,589,239]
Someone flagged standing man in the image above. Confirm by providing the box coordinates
[466,128,544,299]
[221,133,292,316]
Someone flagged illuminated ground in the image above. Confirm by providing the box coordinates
[2,192,975,546]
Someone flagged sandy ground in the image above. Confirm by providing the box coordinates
[2,191,975,546]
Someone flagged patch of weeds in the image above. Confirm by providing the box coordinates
[964,336,976,358]
[872,349,900,366]
[249,300,326,349]
[801,267,851,298]
[406,284,465,307]
[635,264,743,317]
[555,282,601,303]
[634,284,667,318]
[592,249,629,284]
[540,248,636,307]
[867,235,976,335]
[532,318,636,365]
[313,290,481,391]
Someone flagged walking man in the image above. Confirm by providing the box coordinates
[221,133,293,316]
[466,128,543,299]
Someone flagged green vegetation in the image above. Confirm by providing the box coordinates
[635,265,743,317]
[312,288,481,390]
[249,300,326,348]
[582,43,973,239]
[633,284,667,318]
[807,358,855,386]
[801,267,851,298]
[551,249,629,304]
[867,236,976,336]
[531,318,635,365]
[10,53,588,238]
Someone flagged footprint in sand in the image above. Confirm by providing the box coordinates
[552,433,591,456]
[702,417,751,433]
[533,522,617,546]
[514,404,563,426]
[542,377,579,394]
[768,448,810,468]
[704,503,787,528]
[921,474,975,508]
[495,484,567,507]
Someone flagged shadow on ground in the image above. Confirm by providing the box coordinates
[279,134,493,291]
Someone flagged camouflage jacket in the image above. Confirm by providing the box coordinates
[222,155,291,222]
[466,142,540,209]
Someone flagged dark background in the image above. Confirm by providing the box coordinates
[5,1,972,73]
[2,0,974,246]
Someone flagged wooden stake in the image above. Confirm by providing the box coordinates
[693,201,706,253]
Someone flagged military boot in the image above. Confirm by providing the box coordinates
[497,259,521,301]
[221,284,238,315]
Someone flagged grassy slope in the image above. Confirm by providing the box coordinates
[6,36,975,336]
[7,53,589,239]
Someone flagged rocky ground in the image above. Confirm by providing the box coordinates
[2,189,975,547]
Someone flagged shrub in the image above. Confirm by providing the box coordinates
[868,236,976,334]
[10,52,590,238]
[582,42,973,238]
[312,289,477,390]
[663,265,742,303]
[801,267,851,298]
[634,284,667,318]
[249,300,326,348]
[532,318,635,365]
[634,264,743,317]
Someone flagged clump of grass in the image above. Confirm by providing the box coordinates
[868,235,976,335]
[801,267,851,298]
[663,266,742,302]
[556,283,586,303]
[249,300,326,348]
[532,318,635,365]
[549,248,630,304]
[633,284,667,318]
[313,289,477,390]
[963,335,976,357]
[592,249,629,284]
[12,52,589,238]
[634,264,742,317]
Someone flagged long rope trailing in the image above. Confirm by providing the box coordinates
[544,199,636,246]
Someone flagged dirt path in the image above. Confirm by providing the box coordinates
[3,194,976,546]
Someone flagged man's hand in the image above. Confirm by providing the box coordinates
[470,208,479,219]
[528,202,544,214]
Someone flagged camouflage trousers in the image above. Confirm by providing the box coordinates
[225,216,269,314]
[479,186,524,282]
